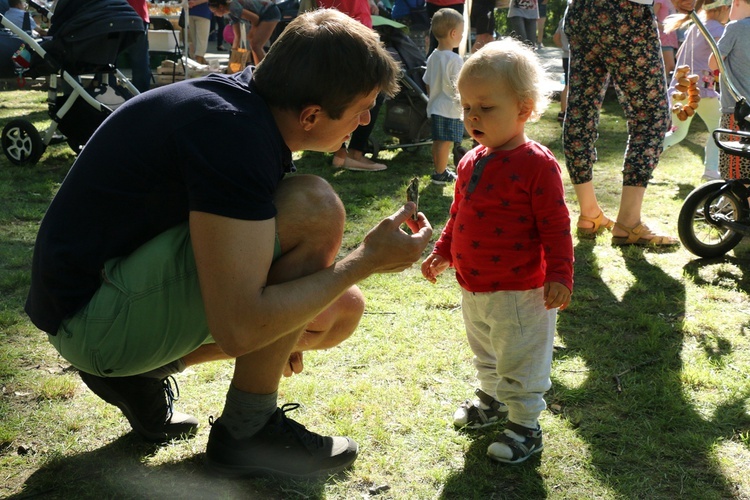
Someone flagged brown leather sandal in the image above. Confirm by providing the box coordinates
[576,211,615,239]
[611,222,679,246]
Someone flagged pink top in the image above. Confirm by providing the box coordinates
[317,0,373,27]
[655,0,678,49]
[427,0,464,6]
[127,0,149,23]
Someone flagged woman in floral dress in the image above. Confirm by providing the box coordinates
[562,0,679,246]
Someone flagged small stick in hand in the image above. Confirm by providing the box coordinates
[406,177,419,221]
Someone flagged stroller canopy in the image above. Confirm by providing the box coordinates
[31,0,145,76]
[48,0,144,39]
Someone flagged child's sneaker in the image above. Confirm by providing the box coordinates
[453,388,508,429]
[486,422,543,464]
[431,170,457,185]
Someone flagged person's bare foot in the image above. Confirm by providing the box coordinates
[611,221,678,246]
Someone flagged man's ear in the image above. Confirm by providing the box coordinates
[299,105,322,131]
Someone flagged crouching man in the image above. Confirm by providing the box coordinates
[26,9,432,479]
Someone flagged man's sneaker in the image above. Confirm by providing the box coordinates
[431,170,457,185]
[79,371,198,442]
[453,388,508,429]
[486,422,543,464]
[205,403,359,479]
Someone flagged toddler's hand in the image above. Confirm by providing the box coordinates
[544,281,571,311]
[421,254,449,283]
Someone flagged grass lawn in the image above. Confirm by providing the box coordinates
[2,82,750,499]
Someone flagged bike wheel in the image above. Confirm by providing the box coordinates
[678,180,746,258]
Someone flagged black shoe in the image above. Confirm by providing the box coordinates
[79,372,199,442]
[205,403,359,479]
[431,169,457,185]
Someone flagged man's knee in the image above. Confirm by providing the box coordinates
[275,175,346,258]
[297,286,365,351]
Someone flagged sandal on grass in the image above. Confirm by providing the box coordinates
[611,222,678,246]
[486,422,543,464]
[576,211,614,239]
[453,388,508,430]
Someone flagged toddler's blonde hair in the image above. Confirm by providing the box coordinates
[457,37,551,121]
[431,8,464,39]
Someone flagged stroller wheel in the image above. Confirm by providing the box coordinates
[2,119,45,166]
[678,180,747,258]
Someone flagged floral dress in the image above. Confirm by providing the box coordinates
[563,0,669,187]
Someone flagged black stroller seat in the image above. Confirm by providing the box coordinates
[1,0,144,165]
[27,0,145,77]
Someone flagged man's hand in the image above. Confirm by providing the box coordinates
[357,202,433,274]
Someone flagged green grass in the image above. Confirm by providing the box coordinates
[2,83,750,499]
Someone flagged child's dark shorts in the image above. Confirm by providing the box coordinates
[431,114,465,143]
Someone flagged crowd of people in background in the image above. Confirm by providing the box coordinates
[5,0,745,235]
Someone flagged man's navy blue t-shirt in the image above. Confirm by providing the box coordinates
[26,68,294,334]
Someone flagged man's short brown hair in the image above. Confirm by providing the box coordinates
[253,9,400,119]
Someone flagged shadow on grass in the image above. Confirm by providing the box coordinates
[440,430,546,499]
[683,254,750,294]
[11,433,332,500]
[547,241,750,496]
[683,254,750,362]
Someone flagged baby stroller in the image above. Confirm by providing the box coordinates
[372,22,466,161]
[677,11,750,258]
[370,23,431,157]
[0,0,143,166]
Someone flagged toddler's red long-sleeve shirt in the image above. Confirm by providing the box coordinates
[433,141,574,293]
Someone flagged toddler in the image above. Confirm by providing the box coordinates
[663,0,731,181]
[421,38,573,464]
[423,8,464,184]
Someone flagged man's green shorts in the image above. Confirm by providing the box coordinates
[49,222,281,377]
